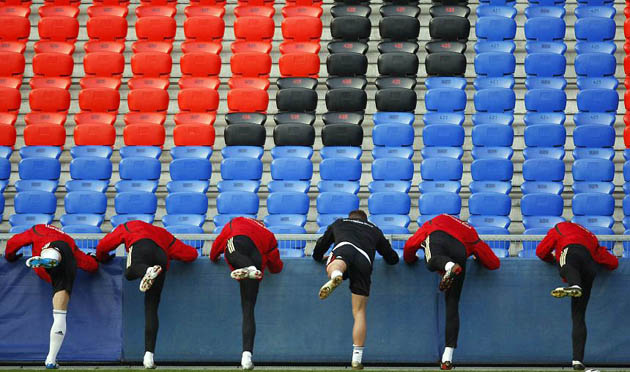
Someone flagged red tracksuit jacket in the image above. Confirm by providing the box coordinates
[4,224,99,283]
[536,222,618,270]
[210,217,283,276]
[95,220,198,269]
[403,214,501,270]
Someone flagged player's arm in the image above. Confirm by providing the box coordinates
[471,240,500,270]
[535,228,558,263]
[593,245,618,271]
[4,230,34,261]
[95,225,125,262]
[72,243,99,273]
[209,227,229,262]
[403,227,427,264]
[376,233,399,265]
[169,239,199,262]
[312,224,335,262]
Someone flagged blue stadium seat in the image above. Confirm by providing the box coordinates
[575,5,615,19]
[573,193,614,217]
[15,180,59,193]
[170,146,213,159]
[20,146,62,159]
[65,180,108,193]
[474,52,515,90]
[115,180,159,193]
[574,112,615,127]
[320,158,362,181]
[524,124,566,148]
[317,192,359,215]
[422,124,465,147]
[213,214,257,228]
[577,89,618,113]
[524,6,566,18]
[14,191,57,214]
[525,89,566,112]
[163,214,205,228]
[469,181,512,195]
[472,113,514,126]
[368,192,411,215]
[222,146,264,159]
[110,214,155,227]
[472,124,514,148]
[474,88,515,113]
[471,147,514,160]
[372,124,414,147]
[573,181,614,195]
[523,158,565,182]
[167,180,209,193]
[424,77,467,90]
[61,214,104,228]
[115,192,157,214]
[65,191,107,214]
[471,159,513,181]
[0,147,12,159]
[521,194,564,228]
[475,16,516,53]
[573,125,615,149]
[9,214,54,231]
[267,192,310,215]
[468,215,510,229]
[524,17,567,54]
[368,181,411,193]
[71,146,113,159]
[573,148,614,161]
[217,191,259,215]
[221,158,263,180]
[318,180,361,194]
[61,225,102,234]
[372,147,414,159]
[523,215,565,230]
[0,158,10,190]
[423,113,465,126]
[70,157,112,180]
[469,192,511,217]
[421,147,464,160]
[575,53,617,90]
[320,147,362,159]
[170,159,212,181]
[574,18,616,54]
[271,147,314,159]
[119,146,162,159]
[267,225,307,250]
[477,5,517,18]
[165,225,204,234]
[529,0,565,6]
[417,214,460,226]
[268,180,310,193]
[264,214,307,227]
[418,192,461,216]
[165,192,208,215]
[421,157,463,181]
[425,89,466,118]
[19,157,61,181]
[119,157,161,180]
[573,158,614,183]
[317,214,345,229]
[372,158,413,181]
[418,181,462,194]
[524,53,567,90]
[370,215,410,229]
[373,112,415,126]
[217,180,260,193]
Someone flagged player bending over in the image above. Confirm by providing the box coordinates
[210,217,283,370]
[536,222,617,371]
[4,224,99,369]
[404,214,500,370]
[95,221,198,369]
[312,210,399,370]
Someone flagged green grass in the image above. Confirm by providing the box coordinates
[0,368,626,372]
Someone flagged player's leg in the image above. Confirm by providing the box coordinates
[350,294,368,370]
[319,254,348,300]
[424,232,464,292]
[570,250,596,370]
[440,241,467,370]
[226,236,262,280]
[240,277,260,370]
[554,245,584,298]
[141,245,168,369]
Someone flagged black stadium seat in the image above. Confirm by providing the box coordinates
[379,16,420,41]
[425,52,466,76]
[273,124,315,146]
[322,112,364,125]
[380,5,420,18]
[322,124,364,147]
[429,16,470,41]
[325,88,367,112]
[331,16,371,41]
[334,0,369,5]
[327,41,369,54]
[225,113,267,126]
[224,124,267,146]
[375,88,417,112]
[431,0,468,5]
[276,88,318,113]
[331,4,372,18]
[277,77,318,90]
[275,112,316,125]
[425,40,467,54]
[429,5,470,18]
[378,41,419,54]
[327,53,368,76]
[377,52,419,76]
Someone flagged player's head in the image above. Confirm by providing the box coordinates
[348,209,368,222]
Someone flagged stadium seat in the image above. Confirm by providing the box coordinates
[129,52,172,90]
[0,87,20,122]
[0,51,25,89]
[181,16,224,54]
[227,88,268,113]
[273,124,315,148]
[320,158,361,182]
[469,192,511,217]
[474,52,515,90]
[19,157,61,182]
[368,192,411,217]
[179,52,221,90]
[317,192,360,215]
[29,87,71,114]
[87,3,128,17]
[0,16,30,52]
[575,17,615,54]
[23,124,66,147]
[573,125,615,149]
[64,191,107,215]
[34,16,79,54]
[221,157,263,181]
[425,88,466,113]
[477,4,517,18]
[422,124,464,148]
[331,3,370,18]
[278,52,320,85]
[127,88,169,114]
[472,124,514,148]
[421,157,463,181]
[119,157,161,181]
[428,16,469,42]
[173,124,215,147]
[525,53,567,90]
[280,16,322,54]
[418,192,461,217]
[375,89,417,112]
[20,146,61,159]
[321,125,363,147]
[575,53,617,90]
[217,191,259,215]
[133,16,176,53]
[170,158,212,181]
[85,16,127,54]
[577,89,618,113]
[165,192,208,215]
[229,52,271,90]
[373,124,414,148]
[14,191,57,215]
[474,88,515,113]
[81,52,125,90]
[525,88,566,113]
[330,15,371,41]
[115,191,157,214]
[178,88,219,114]
[425,52,466,77]
[232,16,274,54]
[524,17,567,54]
[79,88,120,114]
[123,124,166,147]
[524,124,566,149]
[38,4,79,17]
[70,156,112,181]
[475,16,516,53]
[0,124,17,148]
[224,124,266,147]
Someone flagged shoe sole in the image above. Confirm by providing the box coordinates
[249,270,263,280]
[351,363,364,370]
[319,276,342,300]
[439,267,461,292]
[26,257,58,269]
[551,288,583,298]
[231,268,250,280]
[140,266,162,293]
[241,363,254,370]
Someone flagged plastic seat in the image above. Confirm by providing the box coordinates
[70,145,112,159]
[119,157,161,182]
[282,5,321,17]
[421,157,463,181]
[273,124,315,148]
[524,125,566,156]
[474,52,515,90]
[368,192,411,216]
[524,53,567,90]
[573,158,614,184]
[64,191,107,215]
[524,17,566,54]
[0,16,30,52]
[372,124,414,148]
[61,214,104,228]
[368,180,411,193]
[575,18,615,54]
[173,124,215,147]
[573,124,614,150]
[33,16,78,54]
[185,3,225,17]
[425,88,466,113]
[0,87,20,120]
[221,157,263,181]
[429,4,469,17]
[110,214,154,227]
[14,191,57,215]
[373,112,414,126]
[23,124,65,147]
[135,4,177,17]
[521,194,564,224]
[474,88,515,113]
[0,51,25,89]
[320,158,361,181]
[279,16,322,55]
[278,52,320,85]
[115,191,157,215]
[525,89,566,115]
[127,88,169,113]
[422,124,464,148]
[471,158,513,183]
[573,193,614,217]
[271,146,313,160]
[331,4,371,18]
[372,158,413,181]
[267,192,310,216]
[165,192,208,215]
[276,88,317,114]
[20,146,62,159]
[575,5,614,19]
[227,88,268,113]
[469,192,511,216]
[178,88,219,115]
[575,53,617,90]
[19,157,61,181]
[381,15,421,42]
[425,52,466,77]
[418,192,461,216]
[475,16,516,52]
[524,5,566,18]
[0,5,31,17]
[320,146,362,160]
[428,16,469,42]
[318,180,360,194]
[375,89,417,112]
[522,158,564,195]
[129,52,172,90]
[327,40,368,55]
[181,16,224,55]
[472,124,513,148]
[217,191,259,215]
[179,52,221,90]
[79,88,120,114]
[577,89,618,113]
[70,157,112,181]
[132,16,176,53]
[29,87,71,116]
[171,146,212,160]
[87,4,129,17]
[477,5,517,18]
[38,5,79,17]
[232,16,273,54]
[123,124,166,147]
[85,16,127,54]
[170,158,212,181]
[317,192,360,215]
[321,125,363,147]
[229,52,271,90]
[224,125,266,147]
[81,52,124,90]
[330,16,371,41]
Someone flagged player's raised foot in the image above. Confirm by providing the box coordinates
[139,265,162,293]
[573,361,585,370]
[26,257,59,269]
[439,264,462,292]
[319,275,342,300]
[231,266,262,280]
[351,361,364,370]
[552,285,582,298]
[440,361,454,370]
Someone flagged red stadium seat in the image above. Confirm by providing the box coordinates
[0,5,31,17]
[0,0,32,6]
[24,123,66,147]
[129,52,172,90]
[286,0,322,5]
[38,5,79,17]
[234,5,275,17]
[35,16,79,55]
[127,88,169,113]
[174,112,216,126]
[229,52,271,89]
[29,88,71,115]
[181,16,224,54]
[79,88,120,113]
[0,113,17,126]
[87,4,128,17]
[139,0,177,6]
[92,0,130,5]
[178,88,219,113]
[0,51,25,89]
[133,16,176,53]
[74,112,117,125]
[179,52,221,90]
[74,123,116,146]
[625,126,630,149]
[626,19,630,40]
[124,112,166,126]
[184,4,225,17]
[135,5,177,17]
[279,52,320,77]
[30,53,74,90]
[0,87,20,115]
[24,113,67,126]
[189,0,226,5]
[232,16,274,54]
[81,52,124,90]
[0,16,30,50]
[44,0,80,6]
[228,88,268,113]
[0,124,17,147]
[237,0,274,6]
[85,16,128,54]
[279,16,322,54]
[173,124,215,146]
[281,5,322,17]
[123,123,166,146]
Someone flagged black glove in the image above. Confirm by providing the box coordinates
[5,253,23,262]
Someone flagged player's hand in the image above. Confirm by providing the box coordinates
[98,253,114,263]
[5,253,23,262]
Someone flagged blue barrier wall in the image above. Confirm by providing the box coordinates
[2,257,630,364]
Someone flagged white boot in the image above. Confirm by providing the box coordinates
[241,351,254,370]
[143,351,156,369]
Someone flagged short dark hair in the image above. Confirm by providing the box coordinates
[348,210,368,222]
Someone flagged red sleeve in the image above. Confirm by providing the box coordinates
[403,226,428,263]
[34,268,52,283]
[72,242,99,273]
[471,241,500,270]
[4,230,34,261]
[96,225,125,262]
[592,246,618,271]
[266,248,283,274]
[169,239,198,262]
[210,227,229,262]
[536,228,558,263]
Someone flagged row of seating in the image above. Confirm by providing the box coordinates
[623,1,630,239]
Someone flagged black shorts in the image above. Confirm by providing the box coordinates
[328,243,372,297]
[225,235,262,270]
[45,241,77,295]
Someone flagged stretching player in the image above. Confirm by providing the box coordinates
[403,214,500,370]
[536,222,618,370]
[4,224,98,369]
[210,217,283,370]
[312,210,399,370]
[95,221,198,369]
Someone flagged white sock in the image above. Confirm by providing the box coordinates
[242,351,252,364]
[442,347,454,363]
[46,310,67,365]
[444,262,455,272]
[331,270,343,279]
[352,345,364,364]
